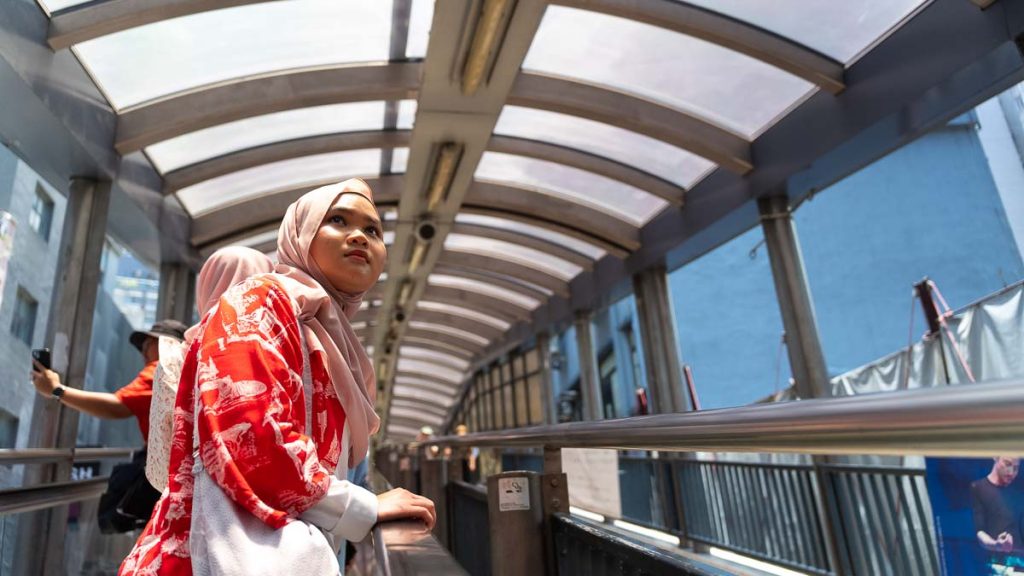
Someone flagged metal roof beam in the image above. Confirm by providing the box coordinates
[47,0,277,50]
[436,251,570,299]
[408,308,507,342]
[115,62,421,154]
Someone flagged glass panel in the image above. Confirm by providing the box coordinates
[668,227,790,409]
[456,212,605,260]
[495,106,715,189]
[177,148,388,215]
[527,373,544,425]
[398,345,471,371]
[522,6,814,138]
[416,301,511,330]
[406,0,435,58]
[396,358,463,384]
[525,347,540,374]
[428,274,541,310]
[146,100,412,173]
[445,233,582,281]
[480,374,492,430]
[502,378,515,429]
[489,365,503,429]
[681,0,928,64]
[514,369,528,427]
[408,321,490,347]
[475,151,667,226]
[75,0,395,109]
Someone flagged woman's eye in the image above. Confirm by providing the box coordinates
[329,215,345,225]
[366,227,381,238]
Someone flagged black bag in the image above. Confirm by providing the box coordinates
[97,448,161,534]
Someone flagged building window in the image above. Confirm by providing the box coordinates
[10,287,38,346]
[28,185,54,241]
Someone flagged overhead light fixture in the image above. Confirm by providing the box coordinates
[461,0,515,95]
[425,143,463,211]
[408,241,428,275]
[398,280,414,308]
[377,359,389,382]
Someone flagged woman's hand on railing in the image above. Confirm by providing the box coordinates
[376,488,436,530]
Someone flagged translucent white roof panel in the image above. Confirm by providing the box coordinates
[475,152,667,226]
[456,213,605,260]
[682,0,928,64]
[387,424,423,437]
[394,377,458,398]
[178,148,392,215]
[407,0,435,59]
[408,321,490,347]
[522,6,815,139]
[399,346,471,371]
[428,274,541,310]
[391,398,448,417]
[397,359,463,384]
[231,229,278,250]
[417,301,511,331]
[390,148,410,173]
[392,385,455,407]
[495,106,715,189]
[75,1,395,109]
[445,233,582,281]
[396,100,418,129]
[147,100,419,173]
[37,0,87,14]
[390,406,443,425]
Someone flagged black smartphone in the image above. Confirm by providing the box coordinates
[31,348,51,371]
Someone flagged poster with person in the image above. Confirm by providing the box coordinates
[926,457,1024,575]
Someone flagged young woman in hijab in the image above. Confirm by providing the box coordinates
[146,247,274,492]
[121,179,434,576]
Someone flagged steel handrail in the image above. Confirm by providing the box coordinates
[425,378,1024,457]
[0,476,109,515]
[0,446,137,465]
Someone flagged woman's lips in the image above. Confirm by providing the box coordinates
[345,250,369,264]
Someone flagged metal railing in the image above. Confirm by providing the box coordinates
[0,446,136,466]
[0,446,137,516]
[424,379,1023,575]
[426,379,1024,456]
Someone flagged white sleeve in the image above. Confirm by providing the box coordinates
[300,477,379,542]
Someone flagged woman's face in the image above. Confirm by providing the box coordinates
[310,190,386,294]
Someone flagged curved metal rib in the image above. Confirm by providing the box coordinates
[421,284,532,322]
[488,135,685,205]
[553,0,844,94]
[116,62,421,153]
[47,0,277,50]
[431,265,550,304]
[452,221,594,270]
[466,180,640,254]
[399,335,476,361]
[409,308,506,342]
[401,325,488,356]
[163,130,412,194]
[436,251,570,299]
[510,72,751,173]
[191,175,403,247]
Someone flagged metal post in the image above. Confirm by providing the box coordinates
[487,471,545,576]
[156,261,196,323]
[16,178,111,576]
[573,311,602,421]
[758,196,830,399]
[536,332,557,425]
[419,453,449,547]
[540,446,567,576]
[759,195,845,575]
[632,266,688,414]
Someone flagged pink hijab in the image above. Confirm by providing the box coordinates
[184,247,274,343]
[272,179,381,466]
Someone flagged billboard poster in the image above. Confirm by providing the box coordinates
[926,456,1024,575]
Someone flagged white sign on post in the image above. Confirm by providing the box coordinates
[561,448,622,518]
[498,476,530,511]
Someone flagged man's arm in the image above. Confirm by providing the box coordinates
[31,362,132,419]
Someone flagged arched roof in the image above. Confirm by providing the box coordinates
[21,0,990,441]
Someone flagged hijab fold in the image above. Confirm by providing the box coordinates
[272,180,381,467]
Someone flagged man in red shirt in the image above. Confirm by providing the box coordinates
[31,319,187,443]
